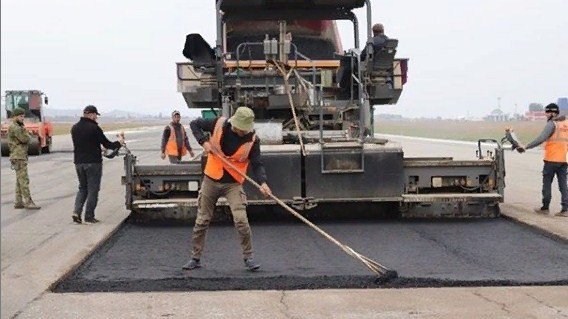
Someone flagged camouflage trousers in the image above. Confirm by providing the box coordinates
[191,176,253,259]
[11,159,32,205]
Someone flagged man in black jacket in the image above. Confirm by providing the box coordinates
[361,23,389,62]
[71,105,124,224]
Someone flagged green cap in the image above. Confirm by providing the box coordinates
[229,107,255,132]
[12,108,25,116]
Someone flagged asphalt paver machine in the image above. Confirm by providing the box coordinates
[123,0,505,220]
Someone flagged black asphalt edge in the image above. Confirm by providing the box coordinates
[500,204,568,244]
[48,216,131,293]
[54,276,568,293]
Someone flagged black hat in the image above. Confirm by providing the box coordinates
[83,105,100,115]
[545,103,559,113]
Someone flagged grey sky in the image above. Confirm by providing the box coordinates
[1,0,567,118]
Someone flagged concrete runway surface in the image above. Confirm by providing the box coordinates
[3,125,568,318]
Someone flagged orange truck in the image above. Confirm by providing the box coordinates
[1,90,53,156]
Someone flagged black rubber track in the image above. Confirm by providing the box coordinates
[54,218,568,292]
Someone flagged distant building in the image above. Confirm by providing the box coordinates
[525,102,546,121]
[484,108,510,122]
[528,103,543,112]
[376,113,404,120]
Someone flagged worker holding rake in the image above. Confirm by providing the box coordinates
[183,107,271,271]
[184,107,395,280]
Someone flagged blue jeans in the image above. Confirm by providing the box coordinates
[542,161,568,211]
[74,163,103,219]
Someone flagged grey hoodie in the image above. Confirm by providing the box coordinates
[526,115,567,150]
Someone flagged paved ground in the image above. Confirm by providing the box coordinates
[2,127,567,318]
[56,219,567,292]
[16,287,568,319]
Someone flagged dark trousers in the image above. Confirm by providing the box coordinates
[542,161,568,211]
[74,163,103,219]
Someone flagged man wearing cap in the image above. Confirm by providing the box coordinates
[517,103,568,217]
[160,110,194,163]
[183,106,272,271]
[7,107,41,210]
[70,105,125,224]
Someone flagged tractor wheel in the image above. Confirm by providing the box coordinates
[42,137,52,154]
[1,140,9,157]
[28,137,42,156]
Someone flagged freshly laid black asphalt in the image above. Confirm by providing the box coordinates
[55,218,568,292]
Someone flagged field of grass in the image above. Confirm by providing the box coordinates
[51,122,152,136]
[50,119,546,145]
[375,120,545,144]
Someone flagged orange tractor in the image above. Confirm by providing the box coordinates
[1,90,53,156]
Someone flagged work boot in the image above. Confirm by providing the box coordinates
[182,258,201,270]
[72,213,82,224]
[24,201,41,210]
[534,207,549,215]
[84,217,100,224]
[244,258,260,271]
[555,210,568,217]
[14,203,25,209]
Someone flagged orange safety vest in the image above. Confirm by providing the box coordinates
[165,124,188,157]
[544,119,568,163]
[204,117,256,184]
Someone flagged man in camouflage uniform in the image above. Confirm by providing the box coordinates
[8,108,40,210]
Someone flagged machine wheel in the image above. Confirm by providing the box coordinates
[28,137,42,156]
[42,137,52,154]
[1,140,9,157]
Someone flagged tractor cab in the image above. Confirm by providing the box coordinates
[5,90,48,122]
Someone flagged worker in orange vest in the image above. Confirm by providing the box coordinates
[160,110,194,163]
[182,107,272,271]
[517,103,568,217]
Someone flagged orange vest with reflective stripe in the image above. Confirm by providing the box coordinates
[544,119,568,163]
[165,124,188,157]
[204,117,256,184]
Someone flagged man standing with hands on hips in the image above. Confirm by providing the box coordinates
[182,106,272,271]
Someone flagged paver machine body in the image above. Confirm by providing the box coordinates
[1,90,53,156]
[123,0,505,220]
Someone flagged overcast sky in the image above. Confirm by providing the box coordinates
[1,0,567,118]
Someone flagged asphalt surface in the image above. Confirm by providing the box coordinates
[55,217,568,292]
